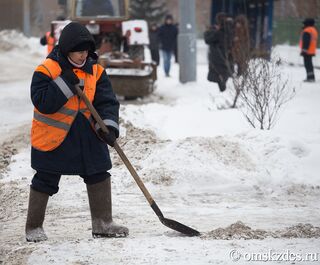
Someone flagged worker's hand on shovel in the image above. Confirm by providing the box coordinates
[97,127,117,147]
[60,69,82,95]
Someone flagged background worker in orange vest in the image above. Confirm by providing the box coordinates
[40,24,56,55]
[300,18,318,82]
[26,22,128,242]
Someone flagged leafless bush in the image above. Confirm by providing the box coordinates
[233,57,295,130]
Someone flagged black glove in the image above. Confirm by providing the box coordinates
[300,51,307,56]
[61,69,80,87]
[97,127,117,147]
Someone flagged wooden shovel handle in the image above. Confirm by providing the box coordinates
[75,85,155,206]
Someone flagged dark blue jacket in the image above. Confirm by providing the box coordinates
[158,24,178,51]
[30,47,119,175]
[149,29,160,50]
[301,31,312,53]
[204,26,233,82]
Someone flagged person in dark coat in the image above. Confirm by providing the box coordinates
[232,14,250,76]
[300,18,318,82]
[149,23,160,65]
[158,14,178,77]
[25,22,128,242]
[204,13,234,92]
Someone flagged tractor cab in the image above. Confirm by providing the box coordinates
[72,0,127,19]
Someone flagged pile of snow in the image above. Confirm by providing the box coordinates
[121,79,247,140]
[0,30,46,82]
[0,30,42,53]
[203,221,320,240]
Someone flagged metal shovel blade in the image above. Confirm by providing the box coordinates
[159,216,200,236]
[150,201,200,236]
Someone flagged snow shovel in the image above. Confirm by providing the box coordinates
[75,85,200,237]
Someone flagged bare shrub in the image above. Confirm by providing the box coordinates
[233,57,295,130]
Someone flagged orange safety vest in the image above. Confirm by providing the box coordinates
[31,58,105,151]
[46,32,55,54]
[299,26,318,55]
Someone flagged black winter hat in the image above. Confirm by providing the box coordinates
[70,41,92,52]
[165,14,173,21]
[303,18,315,27]
[59,22,95,56]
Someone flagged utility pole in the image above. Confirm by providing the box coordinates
[58,0,68,18]
[23,0,31,37]
[178,0,197,83]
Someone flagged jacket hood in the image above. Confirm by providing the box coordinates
[59,22,96,57]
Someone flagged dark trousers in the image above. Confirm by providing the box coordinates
[150,49,160,65]
[31,171,110,196]
[303,54,315,80]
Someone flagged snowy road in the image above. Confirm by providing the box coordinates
[0,33,320,264]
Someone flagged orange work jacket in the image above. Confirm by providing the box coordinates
[31,58,104,151]
[299,27,318,55]
[46,32,56,54]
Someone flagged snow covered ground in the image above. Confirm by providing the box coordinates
[0,32,320,264]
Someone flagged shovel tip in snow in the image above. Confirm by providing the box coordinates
[160,217,201,237]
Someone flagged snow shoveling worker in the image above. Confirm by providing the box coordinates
[26,22,128,242]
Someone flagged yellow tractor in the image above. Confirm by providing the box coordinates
[53,0,157,99]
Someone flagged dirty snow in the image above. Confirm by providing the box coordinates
[0,31,320,264]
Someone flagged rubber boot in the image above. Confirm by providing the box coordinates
[25,188,49,242]
[87,178,129,238]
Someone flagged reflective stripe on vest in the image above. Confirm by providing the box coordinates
[34,106,78,131]
[299,27,318,55]
[46,32,55,54]
[31,58,105,151]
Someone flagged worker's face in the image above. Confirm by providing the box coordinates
[68,50,88,64]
